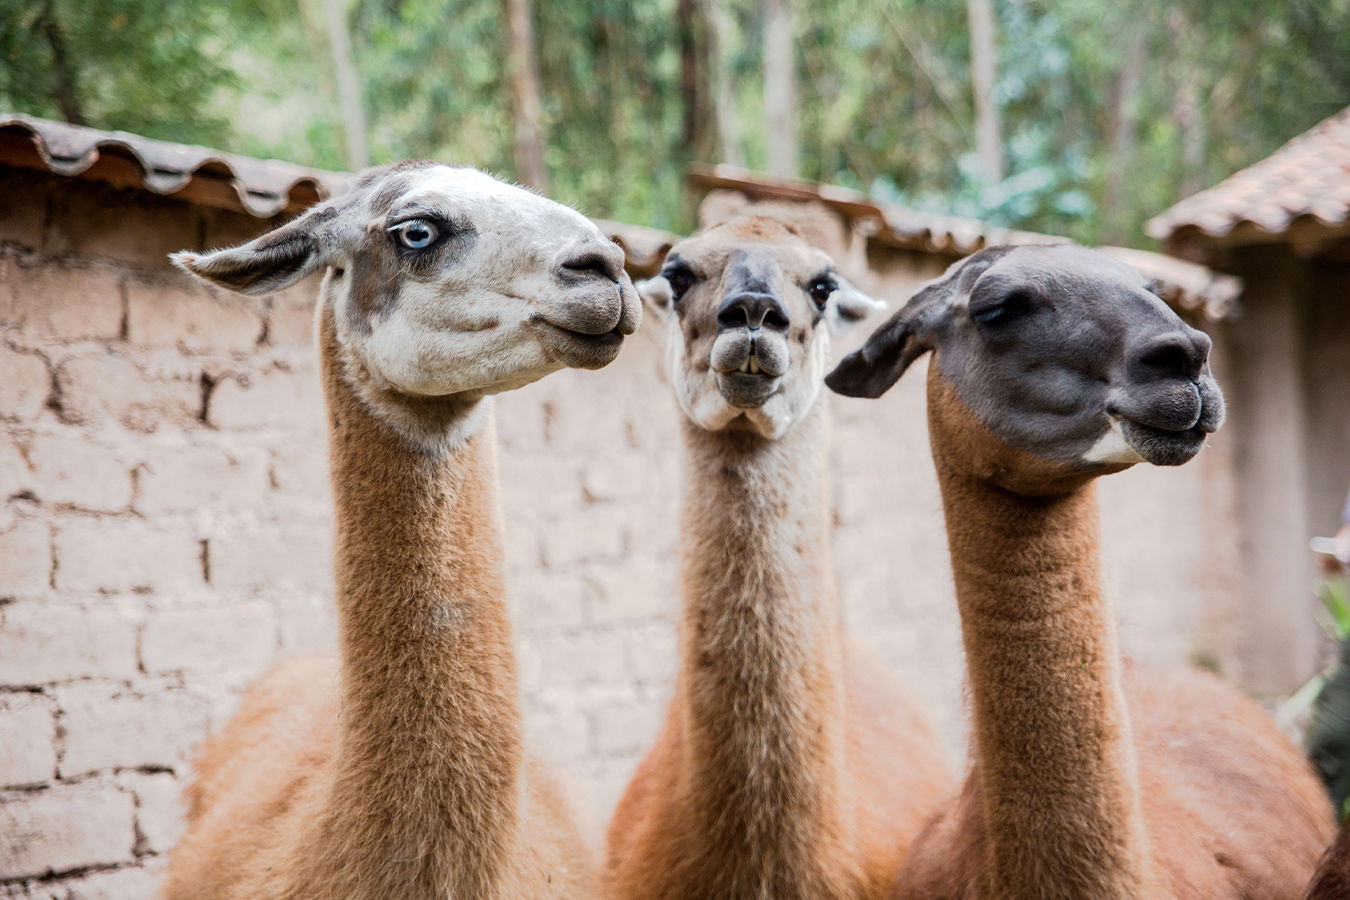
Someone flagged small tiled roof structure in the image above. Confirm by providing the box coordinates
[690,163,1060,256]
[0,114,1240,315]
[0,113,679,278]
[690,164,1242,321]
[1146,106,1350,248]
[0,114,351,217]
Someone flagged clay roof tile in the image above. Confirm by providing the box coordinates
[1147,105,1350,241]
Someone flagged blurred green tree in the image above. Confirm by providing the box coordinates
[3,0,1349,244]
[0,0,243,145]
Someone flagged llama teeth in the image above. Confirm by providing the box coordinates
[738,359,751,373]
[749,356,760,374]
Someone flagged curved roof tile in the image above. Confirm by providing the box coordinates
[0,113,350,217]
[689,164,1239,320]
[1146,106,1350,243]
[0,114,676,278]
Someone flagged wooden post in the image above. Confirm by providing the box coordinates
[763,0,797,178]
[502,0,550,193]
[323,0,369,170]
[967,0,1003,184]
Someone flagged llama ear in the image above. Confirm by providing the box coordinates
[171,204,339,296]
[825,307,927,398]
[636,275,675,321]
[824,277,886,337]
[826,251,992,398]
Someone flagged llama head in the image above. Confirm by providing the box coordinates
[826,244,1225,494]
[636,215,882,439]
[173,162,641,421]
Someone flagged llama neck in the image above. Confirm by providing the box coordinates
[674,402,849,882]
[313,307,522,892]
[933,458,1155,897]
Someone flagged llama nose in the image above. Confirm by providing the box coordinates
[1130,328,1211,383]
[557,240,625,284]
[717,291,790,333]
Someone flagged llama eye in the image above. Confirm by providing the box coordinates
[662,265,695,303]
[391,219,439,250]
[809,279,836,306]
[971,290,1032,326]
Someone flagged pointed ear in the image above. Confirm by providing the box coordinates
[826,251,988,398]
[825,306,929,398]
[171,204,339,296]
[636,275,675,322]
[824,278,886,336]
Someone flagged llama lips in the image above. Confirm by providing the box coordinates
[536,319,626,369]
[1116,418,1208,467]
[717,365,781,408]
[709,332,788,378]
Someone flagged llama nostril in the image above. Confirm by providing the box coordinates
[1134,332,1206,382]
[1139,342,1189,375]
[716,308,741,330]
[559,247,621,283]
[717,291,790,333]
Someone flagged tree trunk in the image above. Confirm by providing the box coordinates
[1168,10,1206,197]
[502,0,550,193]
[762,0,797,178]
[323,0,368,169]
[967,0,1003,184]
[712,1,742,166]
[679,0,719,163]
[37,0,85,125]
[1103,30,1147,244]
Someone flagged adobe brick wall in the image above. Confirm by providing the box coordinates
[0,170,1244,897]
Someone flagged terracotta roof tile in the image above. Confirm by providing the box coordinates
[0,114,676,278]
[689,164,1240,320]
[690,163,1059,256]
[0,113,350,217]
[1146,106,1350,242]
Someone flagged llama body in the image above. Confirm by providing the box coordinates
[607,216,951,899]
[163,162,640,899]
[828,244,1333,899]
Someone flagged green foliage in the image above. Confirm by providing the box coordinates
[532,0,685,228]
[1,0,238,145]
[1286,571,1350,818]
[1324,577,1350,642]
[354,0,512,172]
[3,0,1350,242]
[0,0,331,151]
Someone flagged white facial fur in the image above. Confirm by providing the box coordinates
[640,235,877,441]
[824,282,886,336]
[174,163,639,451]
[1081,418,1146,465]
[334,167,632,399]
[657,314,833,439]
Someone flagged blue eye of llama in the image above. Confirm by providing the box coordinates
[392,219,439,250]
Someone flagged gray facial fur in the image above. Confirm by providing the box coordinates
[825,244,1225,468]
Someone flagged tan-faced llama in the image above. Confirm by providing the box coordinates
[162,161,641,899]
[827,244,1334,899]
[605,215,953,900]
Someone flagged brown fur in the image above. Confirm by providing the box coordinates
[162,307,596,899]
[894,372,1333,899]
[1306,824,1350,899]
[607,221,951,899]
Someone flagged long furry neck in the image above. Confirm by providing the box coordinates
[310,306,523,895]
[673,402,852,893]
[934,456,1155,898]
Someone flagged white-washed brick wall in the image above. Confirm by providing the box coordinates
[0,172,1239,897]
